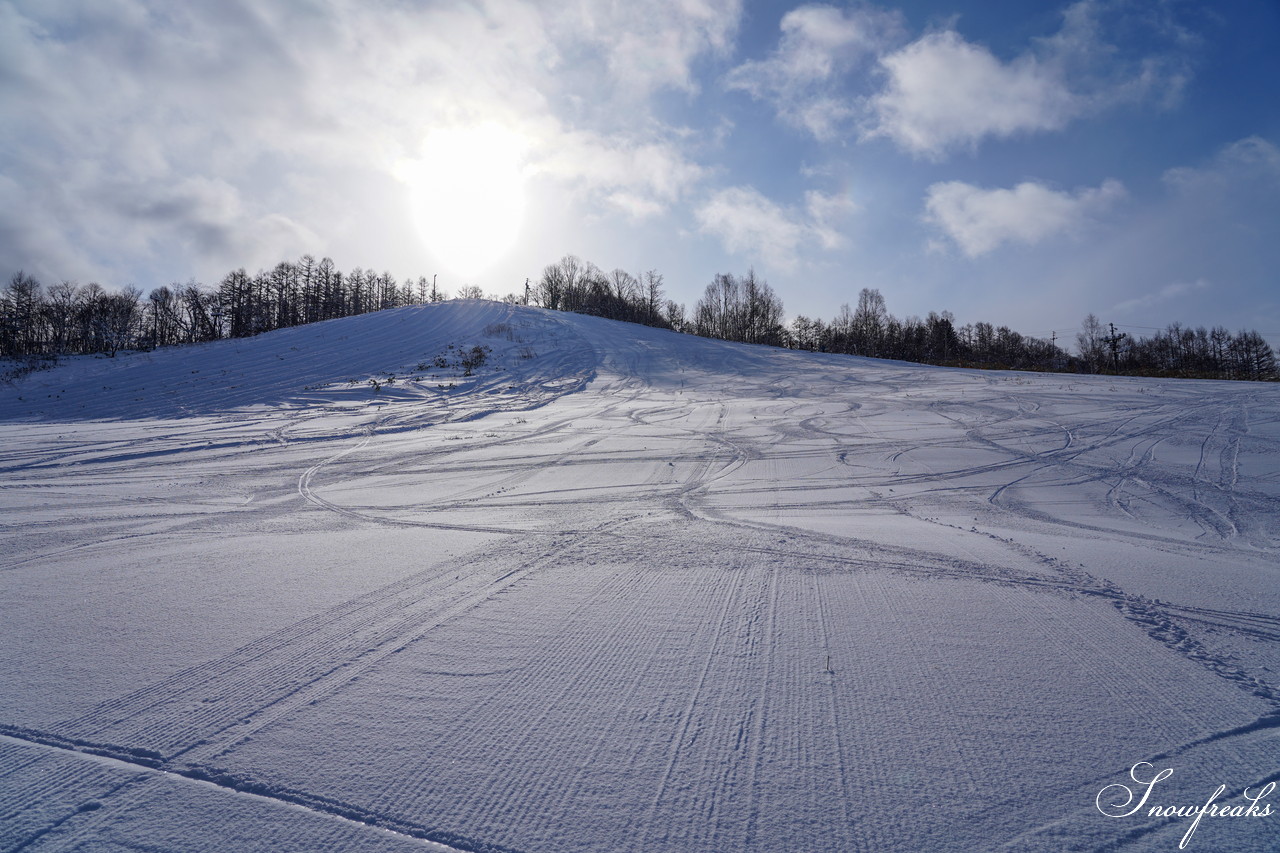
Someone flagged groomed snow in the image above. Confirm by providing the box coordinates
[2,300,1278,852]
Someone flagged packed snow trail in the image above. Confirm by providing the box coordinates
[2,301,1279,852]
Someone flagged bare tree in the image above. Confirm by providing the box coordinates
[2,271,43,356]
[643,270,664,322]
[1077,313,1106,373]
[852,288,887,356]
[45,280,80,354]
[610,269,639,304]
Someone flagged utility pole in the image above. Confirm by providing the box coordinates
[524,278,530,306]
[1105,322,1122,373]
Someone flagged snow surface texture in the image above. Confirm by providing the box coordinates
[2,300,1278,852]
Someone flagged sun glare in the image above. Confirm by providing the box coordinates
[402,124,528,278]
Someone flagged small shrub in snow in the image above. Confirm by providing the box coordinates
[1,355,58,384]
[461,345,491,376]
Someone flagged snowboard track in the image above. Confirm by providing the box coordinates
[3,303,1279,852]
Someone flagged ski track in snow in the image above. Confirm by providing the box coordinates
[2,301,1279,852]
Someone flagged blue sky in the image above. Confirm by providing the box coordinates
[2,0,1278,345]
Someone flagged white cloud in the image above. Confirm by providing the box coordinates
[1012,136,1280,338]
[602,192,666,220]
[554,0,743,97]
[1035,0,1192,111]
[1110,278,1210,315]
[868,1,1194,158]
[696,185,852,269]
[924,178,1125,256]
[697,187,806,269]
[868,31,1077,158]
[729,3,898,91]
[1163,136,1280,196]
[0,0,729,286]
[725,3,902,139]
[532,129,705,218]
[805,190,856,250]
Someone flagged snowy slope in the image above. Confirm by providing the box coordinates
[2,301,1278,852]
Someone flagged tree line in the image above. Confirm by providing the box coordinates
[785,288,1064,371]
[688,277,1068,371]
[1076,313,1276,381]
[0,257,446,361]
[3,254,1276,382]
[534,255,1274,379]
[531,254,680,329]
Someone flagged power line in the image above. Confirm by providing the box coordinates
[1112,323,1280,335]
[1029,324,1280,336]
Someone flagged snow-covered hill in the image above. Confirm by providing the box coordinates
[3,301,1279,852]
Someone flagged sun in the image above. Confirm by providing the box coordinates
[401,124,528,278]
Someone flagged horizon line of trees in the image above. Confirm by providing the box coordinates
[532,255,1275,380]
[3,255,1276,382]
[0,257,449,361]
[683,272,1070,371]
[531,254,681,330]
[786,287,1063,370]
[1074,313,1276,381]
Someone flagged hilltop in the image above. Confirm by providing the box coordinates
[2,301,1279,852]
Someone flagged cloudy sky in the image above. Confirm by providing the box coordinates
[2,0,1278,343]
